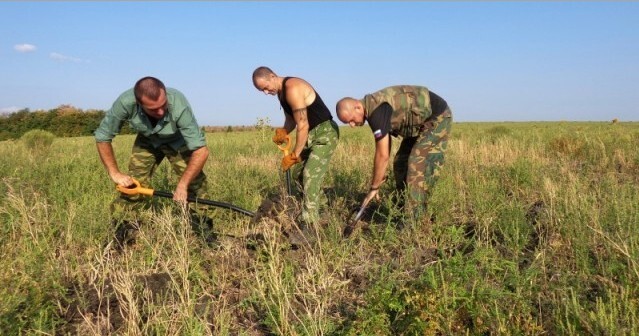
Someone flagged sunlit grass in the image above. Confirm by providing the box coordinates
[0,122,638,335]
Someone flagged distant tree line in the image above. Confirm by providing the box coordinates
[0,104,277,141]
[0,105,133,141]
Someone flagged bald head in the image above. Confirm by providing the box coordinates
[336,97,365,127]
[252,66,276,86]
[336,97,357,123]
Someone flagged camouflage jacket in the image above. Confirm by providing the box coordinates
[362,85,433,138]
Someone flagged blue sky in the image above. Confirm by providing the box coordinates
[1,2,638,126]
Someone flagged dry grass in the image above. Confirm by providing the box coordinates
[0,122,638,335]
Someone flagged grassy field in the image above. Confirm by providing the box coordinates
[1,121,638,335]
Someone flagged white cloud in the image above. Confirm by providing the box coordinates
[0,106,23,114]
[14,44,37,53]
[49,52,89,63]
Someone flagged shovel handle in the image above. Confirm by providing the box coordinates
[277,135,292,156]
[116,178,154,196]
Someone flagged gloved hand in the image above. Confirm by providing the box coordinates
[272,128,288,144]
[281,152,301,172]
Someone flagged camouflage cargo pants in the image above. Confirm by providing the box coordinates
[290,119,340,225]
[111,135,213,239]
[393,108,452,221]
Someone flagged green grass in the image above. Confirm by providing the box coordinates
[0,122,638,335]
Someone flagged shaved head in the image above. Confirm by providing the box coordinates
[336,97,366,127]
[336,97,358,123]
[252,66,276,86]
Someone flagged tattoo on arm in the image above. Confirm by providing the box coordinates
[293,107,308,123]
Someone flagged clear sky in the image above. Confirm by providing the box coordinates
[1,2,638,126]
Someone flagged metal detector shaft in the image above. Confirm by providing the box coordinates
[151,191,255,217]
[116,179,255,217]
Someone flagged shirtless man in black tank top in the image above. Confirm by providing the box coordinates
[252,66,340,231]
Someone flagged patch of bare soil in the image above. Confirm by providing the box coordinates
[59,272,174,335]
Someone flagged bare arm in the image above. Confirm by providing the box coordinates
[283,113,296,134]
[173,146,209,202]
[291,107,309,157]
[371,134,390,188]
[285,82,311,157]
[360,134,390,207]
[96,142,133,187]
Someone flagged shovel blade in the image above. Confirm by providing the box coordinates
[343,206,367,238]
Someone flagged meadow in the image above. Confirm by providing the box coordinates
[1,121,638,335]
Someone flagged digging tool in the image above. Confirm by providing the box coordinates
[116,179,255,217]
[277,134,293,195]
[342,176,387,238]
[342,197,373,238]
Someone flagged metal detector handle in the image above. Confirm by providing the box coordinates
[277,135,292,156]
[116,178,154,196]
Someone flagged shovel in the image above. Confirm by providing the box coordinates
[277,134,293,196]
[342,176,387,238]
[116,178,255,217]
[342,197,373,238]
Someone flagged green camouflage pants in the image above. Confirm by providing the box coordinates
[290,119,340,225]
[393,108,452,221]
[111,135,211,228]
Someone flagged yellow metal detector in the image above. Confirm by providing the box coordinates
[116,178,255,217]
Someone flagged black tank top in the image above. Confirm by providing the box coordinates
[279,77,332,130]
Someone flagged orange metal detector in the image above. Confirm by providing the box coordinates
[116,178,255,217]
[277,135,293,195]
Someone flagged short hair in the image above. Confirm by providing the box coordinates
[252,66,276,84]
[134,76,166,102]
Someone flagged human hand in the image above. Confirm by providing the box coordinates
[111,172,134,188]
[281,152,301,172]
[172,185,188,204]
[361,188,380,209]
[272,128,288,144]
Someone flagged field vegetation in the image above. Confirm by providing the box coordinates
[1,121,638,335]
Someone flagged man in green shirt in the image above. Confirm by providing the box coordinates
[336,85,452,226]
[95,76,213,249]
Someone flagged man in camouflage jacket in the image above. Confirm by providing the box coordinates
[336,85,452,223]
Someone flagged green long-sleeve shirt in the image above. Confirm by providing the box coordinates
[94,88,206,151]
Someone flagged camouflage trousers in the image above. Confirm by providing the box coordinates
[393,108,452,221]
[111,135,212,233]
[289,119,340,225]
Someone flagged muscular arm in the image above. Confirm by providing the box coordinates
[285,81,311,157]
[96,142,133,187]
[283,113,296,134]
[173,146,209,202]
[291,107,309,157]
